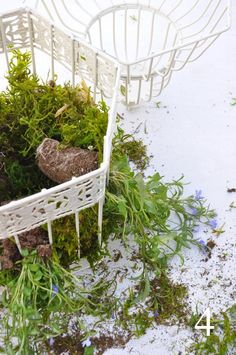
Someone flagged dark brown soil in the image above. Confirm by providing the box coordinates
[0,239,21,269]
[36,244,52,259]
[227,188,236,193]
[205,239,216,260]
[203,239,217,261]
[0,227,51,269]
[92,332,131,355]
[49,330,130,355]
[50,331,84,355]
[19,227,49,249]
[207,239,216,250]
[36,138,98,183]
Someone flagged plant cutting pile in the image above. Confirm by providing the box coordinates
[0,50,219,354]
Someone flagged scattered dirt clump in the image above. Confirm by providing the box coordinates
[36,138,98,183]
[205,239,216,260]
[50,331,84,355]
[49,330,130,355]
[92,332,131,355]
[227,188,236,193]
[19,227,49,249]
[36,244,52,259]
[0,238,21,269]
[0,227,51,269]
[207,239,216,250]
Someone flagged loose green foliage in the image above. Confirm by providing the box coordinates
[130,15,138,21]
[117,273,188,337]
[0,250,114,354]
[190,305,236,354]
[120,85,126,96]
[231,98,236,105]
[0,49,219,353]
[106,153,215,287]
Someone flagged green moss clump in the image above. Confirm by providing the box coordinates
[52,208,101,266]
[0,49,113,263]
[113,127,149,171]
[0,49,108,202]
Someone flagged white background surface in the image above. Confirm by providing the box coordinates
[0,1,235,354]
[116,1,236,352]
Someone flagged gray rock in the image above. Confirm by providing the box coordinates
[36,138,98,184]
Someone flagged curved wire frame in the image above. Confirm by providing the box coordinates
[0,8,120,256]
[26,0,231,106]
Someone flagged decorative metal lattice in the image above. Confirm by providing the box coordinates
[27,0,231,106]
[0,8,120,256]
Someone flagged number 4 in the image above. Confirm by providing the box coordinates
[195,307,215,336]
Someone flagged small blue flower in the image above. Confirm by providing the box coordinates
[52,284,59,297]
[198,239,206,247]
[49,338,54,347]
[195,190,204,200]
[82,338,92,347]
[154,310,159,317]
[193,225,200,233]
[209,219,217,229]
[191,207,198,216]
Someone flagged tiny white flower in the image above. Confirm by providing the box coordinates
[88,145,94,151]
[82,338,92,347]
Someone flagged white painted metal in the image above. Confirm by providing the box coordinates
[26,0,231,106]
[0,9,120,253]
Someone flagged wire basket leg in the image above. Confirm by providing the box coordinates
[98,197,104,246]
[75,212,80,259]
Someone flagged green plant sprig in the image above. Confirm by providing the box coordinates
[190,305,236,354]
[0,250,115,354]
[104,152,215,298]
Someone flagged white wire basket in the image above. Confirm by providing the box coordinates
[27,0,231,107]
[0,8,120,255]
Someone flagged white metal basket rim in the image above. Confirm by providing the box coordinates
[85,1,231,67]
[0,6,121,66]
[28,0,232,67]
[0,163,108,214]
